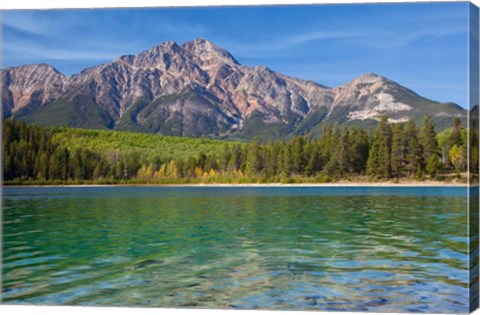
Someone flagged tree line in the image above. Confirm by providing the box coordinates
[2,116,477,184]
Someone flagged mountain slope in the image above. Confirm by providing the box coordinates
[1,38,466,139]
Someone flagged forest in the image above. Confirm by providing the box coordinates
[2,116,478,185]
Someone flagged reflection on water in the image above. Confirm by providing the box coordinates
[2,187,469,313]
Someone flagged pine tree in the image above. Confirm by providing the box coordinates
[40,152,50,180]
[305,141,321,176]
[326,128,350,176]
[318,125,333,167]
[419,115,439,162]
[281,141,292,176]
[58,147,70,180]
[262,140,277,178]
[245,137,262,177]
[367,116,392,178]
[291,136,306,174]
[348,128,370,174]
[405,120,424,177]
[48,154,60,180]
[391,123,406,177]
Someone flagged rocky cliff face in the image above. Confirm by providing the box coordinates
[2,64,67,116]
[1,38,466,139]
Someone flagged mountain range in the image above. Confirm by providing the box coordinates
[1,38,466,139]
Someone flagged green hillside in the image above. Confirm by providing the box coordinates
[50,126,243,162]
[23,93,114,129]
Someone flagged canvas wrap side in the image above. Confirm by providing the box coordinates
[469,2,479,313]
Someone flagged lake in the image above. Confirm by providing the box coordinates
[1,186,470,312]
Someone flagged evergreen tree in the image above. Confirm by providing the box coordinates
[326,128,350,176]
[405,120,424,177]
[291,136,306,174]
[318,125,333,167]
[419,115,439,162]
[391,123,406,177]
[305,141,322,176]
[281,142,292,176]
[58,147,70,180]
[262,140,278,178]
[348,128,369,174]
[367,116,392,178]
[245,137,263,177]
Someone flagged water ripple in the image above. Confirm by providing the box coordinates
[2,186,469,313]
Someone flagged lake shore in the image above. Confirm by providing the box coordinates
[4,180,473,188]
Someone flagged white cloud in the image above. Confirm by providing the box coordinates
[221,29,366,58]
[2,10,211,63]
[3,41,121,61]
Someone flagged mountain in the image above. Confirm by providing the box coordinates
[1,38,466,139]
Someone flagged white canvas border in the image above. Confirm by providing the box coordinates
[0,1,478,315]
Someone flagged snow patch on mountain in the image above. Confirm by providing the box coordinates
[347,93,412,121]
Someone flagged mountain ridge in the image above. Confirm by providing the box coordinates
[1,38,466,139]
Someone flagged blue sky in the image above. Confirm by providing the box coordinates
[1,2,470,107]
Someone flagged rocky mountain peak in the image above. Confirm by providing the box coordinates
[137,40,184,60]
[185,38,215,48]
[350,72,387,85]
[7,63,58,72]
[153,40,181,51]
[3,63,64,78]
[1,63,65,86]
[182,38,239,66]
[33,63,63,74]
[132,40,186,71]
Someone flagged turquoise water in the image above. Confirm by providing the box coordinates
[2,186,469,312]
